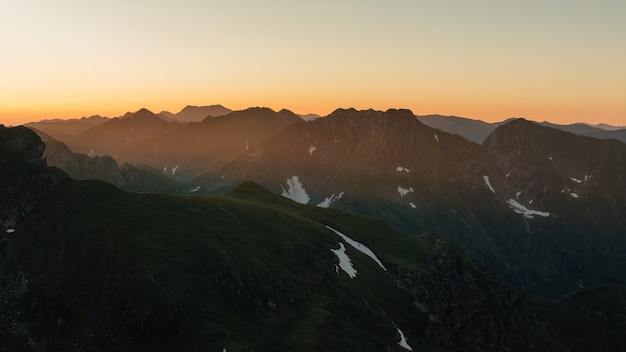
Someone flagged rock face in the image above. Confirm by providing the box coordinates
[393,236,567,351]
[34,130,181,194]
[1,125,626,351]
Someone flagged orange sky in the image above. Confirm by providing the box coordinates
[2,1,625,127]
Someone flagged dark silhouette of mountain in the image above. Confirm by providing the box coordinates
[202,109,626,299]
[24,115,109,141]
[170,104,233,123]
[2,124,626,351]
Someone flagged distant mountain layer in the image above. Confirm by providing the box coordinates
[55,107,302,175]
[165,104,233,123]
[2,125,626,351]
[417,114,626,144]
[24,115,109,141]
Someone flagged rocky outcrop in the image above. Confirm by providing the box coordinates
[393,235,566,351]
[33,129,182,194]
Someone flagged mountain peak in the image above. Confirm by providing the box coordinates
[134,108,155,117]
[174,105,233,122]
[120,108,157,120]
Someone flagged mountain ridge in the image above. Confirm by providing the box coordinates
[202,110,626,299]
[2,125,626,351]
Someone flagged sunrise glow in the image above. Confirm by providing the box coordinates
[2,1,625,126]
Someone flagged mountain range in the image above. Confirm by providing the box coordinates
[23,107,626,300]
[2,124,626,351]
[417,114,626,144]
[196,108,626,299]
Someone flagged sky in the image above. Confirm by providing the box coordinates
[1,0,626,126]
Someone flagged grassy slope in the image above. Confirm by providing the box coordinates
[10,178,438,351]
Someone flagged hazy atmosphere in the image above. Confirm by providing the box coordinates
[2,0,626,125]
[3,2,626,350]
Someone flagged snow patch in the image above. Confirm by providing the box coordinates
[584,174,592,181]
[397,328,413,351]
[190,186,200,193]
[515,190,522,199]
[570,193,579,198]
[409,202,416,209]
[570,177,582,184]
[326,226,387,271]
[434,134,439,142]
[396,166,410,173]
[280,176,310,204]
[331,242,357,278]
[317,192,344,208]
[506,199,550,218]
[6,228,15,234]
[548,156,553,160]
[308,145,316,155]
[171,165,179,175]
[483,176,496,193]
[397,186,414,197]
[163,166,167,173]
[506,169,512,178]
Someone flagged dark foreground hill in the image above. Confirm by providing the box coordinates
[2,126,626,351]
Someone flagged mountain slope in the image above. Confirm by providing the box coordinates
[32,129,182,194]
[4,125,626,351]
[147,107,304,174]
[203,110,626,299]
[480,119,626,294]
[53,107,302,176]
[63,108,179,162]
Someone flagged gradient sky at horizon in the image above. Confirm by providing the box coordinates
[1,0,625,126]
